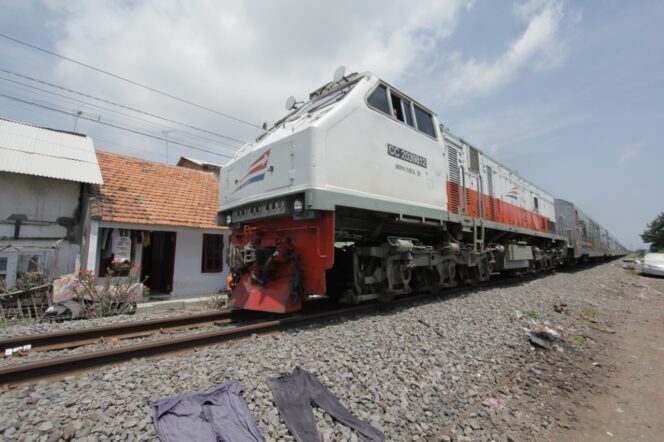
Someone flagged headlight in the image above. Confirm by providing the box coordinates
[226,214,232,225]
[293,199,304,214]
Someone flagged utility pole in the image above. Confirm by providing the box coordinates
[73,110,82,132]
[161,129,175,164]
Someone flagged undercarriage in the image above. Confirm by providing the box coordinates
[226,207,566,313]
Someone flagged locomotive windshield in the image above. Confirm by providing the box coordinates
[284,80,358,123]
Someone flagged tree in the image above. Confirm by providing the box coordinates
[641,212,664,252]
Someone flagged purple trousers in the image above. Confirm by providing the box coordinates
[152,380,264,442]
[268,368,384,442]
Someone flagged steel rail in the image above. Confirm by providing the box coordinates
[0,275,534,385]
[0,310,235,353]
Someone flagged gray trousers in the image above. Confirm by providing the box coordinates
[152,380,264,442]
[267,368,384,442]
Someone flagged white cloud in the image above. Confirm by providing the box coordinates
[619,143,642,162]
[441,0,570,103]
[44,0,470,152]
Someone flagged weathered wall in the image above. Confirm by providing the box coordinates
[0,172,81,240]
[0,172,82,288]
[172,229,229,297]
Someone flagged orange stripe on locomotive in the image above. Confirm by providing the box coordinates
[446,181,550,233]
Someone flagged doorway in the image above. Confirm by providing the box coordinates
[142,231,176,295]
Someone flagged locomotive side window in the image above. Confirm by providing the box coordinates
[390,92,405,122]
[414,105,436,138]
[533,196,539,212]
[368,85,390,115]
[367,83,436,139]
[402,99,414,127]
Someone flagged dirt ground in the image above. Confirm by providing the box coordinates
[439,262,664,442]
[555,273,664,441]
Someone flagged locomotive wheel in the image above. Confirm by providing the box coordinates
[447,261,456,283]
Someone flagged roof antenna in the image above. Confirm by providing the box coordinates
[333,66,347,83]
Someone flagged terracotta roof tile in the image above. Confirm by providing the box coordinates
[93,151,225,230]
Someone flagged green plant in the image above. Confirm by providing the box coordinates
[0,317,29,328]
[522,309,541,320]
[76,263,147,317]
[570,335,590,346]
[205,290,229,310]
[581,304,598,319]
[641,212,664,252]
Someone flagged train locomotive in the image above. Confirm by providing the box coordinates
[218,69,627,313]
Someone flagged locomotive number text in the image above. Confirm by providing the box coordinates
[387,143,427,168]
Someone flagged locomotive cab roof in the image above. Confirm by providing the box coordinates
[261,71,437,137]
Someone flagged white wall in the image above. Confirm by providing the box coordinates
[0,172,80,239]
[172,229,229,297]
[0,173,82,287]
[91,222,229,298]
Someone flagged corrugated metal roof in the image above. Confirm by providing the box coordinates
[0,118,103,184]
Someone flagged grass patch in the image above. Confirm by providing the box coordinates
[205,291,229,310]
[581,304,598,319]
[0,317,30,329]
[522,309,541,320]
[570,335,591,346]
[624,268,639,275]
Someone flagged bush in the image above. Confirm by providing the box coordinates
[76,263,146,317]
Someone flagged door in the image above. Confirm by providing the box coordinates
[142,231,177,295]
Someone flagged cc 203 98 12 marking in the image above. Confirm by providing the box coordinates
[387,143,427,168]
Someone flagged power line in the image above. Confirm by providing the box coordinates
[0,32,262,129]
[93,137,168,159]
[0,84,218,154]
[0,68,247,145]
[0,75,241,151]
[0,92,233,160]
[0,93,180,161]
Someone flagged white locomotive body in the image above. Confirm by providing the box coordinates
[219,72,613,313]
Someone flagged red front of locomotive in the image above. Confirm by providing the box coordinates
[226,211,335,313]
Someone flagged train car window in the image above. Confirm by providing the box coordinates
[414,105,436,138]
[534,196,539,212]
[390,92,405,122]
[468,147,480,173]
[403,99,414,127]
[367,85,390,115]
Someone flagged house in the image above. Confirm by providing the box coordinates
[81,152,229,298]
[176,156,222,180]
[0,118,103,289]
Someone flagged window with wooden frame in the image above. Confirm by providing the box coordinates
[202,234,224,273]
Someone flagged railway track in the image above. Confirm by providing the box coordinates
[0,274,537,386]
[0,310,237,353]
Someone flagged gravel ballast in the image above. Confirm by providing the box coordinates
[0,309,215,340]
[1,262,661,441]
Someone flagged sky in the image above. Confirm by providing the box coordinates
[0,0,662,249]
